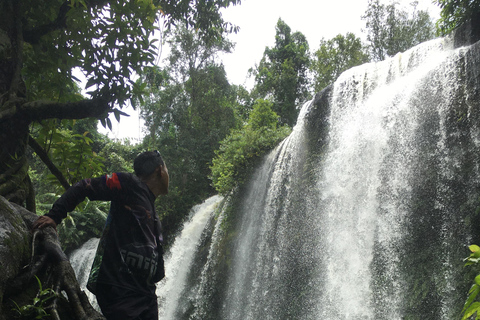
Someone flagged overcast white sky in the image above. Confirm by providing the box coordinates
[101,0,441,141]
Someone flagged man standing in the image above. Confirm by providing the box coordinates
[33,151,169,320]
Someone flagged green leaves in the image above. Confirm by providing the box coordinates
[251,19,311,127]
[311,33,369,93]
[362,0,435,61]
[57,201,108,253]
[11,276,57,319]
[210,99,291,194]
[21,0,240,115]
[462,244,480,319]
[32,120,105,188]
[465,245,480,266]
[435,0,480,34]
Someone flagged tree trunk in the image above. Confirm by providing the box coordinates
[0,0,30,208]
[0,195,105,320]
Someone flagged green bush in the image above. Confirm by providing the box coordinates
[210,100,291,194]
[57,200,109,253]
[11,276,57,319]
[462,244,480,319]
[435,0,480,35]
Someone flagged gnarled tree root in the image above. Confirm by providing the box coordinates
[2,199,105,320]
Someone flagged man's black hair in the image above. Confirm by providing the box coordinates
[134,151,164,178]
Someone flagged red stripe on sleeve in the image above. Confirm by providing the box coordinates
[106,173,122,190]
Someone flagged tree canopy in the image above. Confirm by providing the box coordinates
[362,0,436,61]
[250,18,311,127]
[311,33,369,93]
[136,25,242,241]
[435,0,480,34]
[0,0,239,208]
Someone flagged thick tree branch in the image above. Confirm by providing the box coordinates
[22,1,71,45]
[23,0,112,45]
[20,96,111,121]
[28,135,71,191]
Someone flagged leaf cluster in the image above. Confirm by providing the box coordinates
[20,0,240,120]
[32,120,105,187]
[362,0,435,61]
[435,0,480,34]
[158,0,240,41]
[311,33,369,93]
[57,200,109,253]
[11,276,57,320]
[21,0,160,110]
[462,244,480,319]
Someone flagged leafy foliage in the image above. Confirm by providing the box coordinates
[11,276,57,319]
[462,245,480,320]
[362,0,436,61]
[251,18,311,127]
[32,175,108,253]
[30,126,140,252]
[435,0,480,34]
[210,99,291,194]
[32,120,105,188]
[0,0,240,206]
[311,33,369,92]
[21,0,159,109]
[21,0,239,110]
[98,140,142,174]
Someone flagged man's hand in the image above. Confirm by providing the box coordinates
[32,216,57,231]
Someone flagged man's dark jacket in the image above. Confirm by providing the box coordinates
[46,172,165,296]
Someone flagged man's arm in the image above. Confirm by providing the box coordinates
[33,173,123,230]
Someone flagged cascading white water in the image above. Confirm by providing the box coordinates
[219,101,312,320]
[316,38,457,319]
[69,237,100,310]
[70,195,224,317]
[157,195,224,319]
[183,35,480,320]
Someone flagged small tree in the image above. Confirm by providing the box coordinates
[251,19,311,127]
[362,0,436,61]
[311,33,369,93]
[210,99,291,194]
[435,0,480,34]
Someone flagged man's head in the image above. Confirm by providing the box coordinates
[134,151,169,196]
[134,151,164,178]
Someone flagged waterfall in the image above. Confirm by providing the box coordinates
[70,35,480,320]
[178,36,480,320]
[316,38,455,319]
[69,195,224,317]
[69,237,100,310]
[157,195,224,319]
